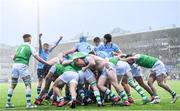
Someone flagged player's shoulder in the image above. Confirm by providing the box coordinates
[112,43,119,48]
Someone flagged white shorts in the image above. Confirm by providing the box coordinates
[116,61,131,76]
[12,63,31,78]
[151,60,167,77]
[59,71,79,84]
[78,69,96,84]
[131,64,142,77]
[100,63,116,78]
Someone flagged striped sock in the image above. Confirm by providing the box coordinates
[127,93,132,98]
[7,88,13,104]
[26,88,31,106]
[94,90,102,104]
[104,88,116,99]
[47,90,53,98]
[79,90,85,99]
[171,91,176,97]
[119,91,127,101]
[37,86,41,95]
[57,96,64,102]
[128,79,146,98]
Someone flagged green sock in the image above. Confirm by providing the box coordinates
[94,90,102,104]
[128,78,147,99]
[104,88,116,99]
[119,91,127,101]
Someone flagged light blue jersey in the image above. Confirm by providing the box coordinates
[97,43,120,57]
[96,51,108,58]
[75,42,94,54]
[37,48,52,69]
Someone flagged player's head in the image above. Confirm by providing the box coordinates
[103,34,112,44]
[93,37,101,46]
[125,54,135,65]
[43,43,50,51]
[23,34,32,43]
[74,58,87,67]
[79,36,87,42]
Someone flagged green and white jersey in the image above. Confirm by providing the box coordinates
[108,57,119,65]
[63,63,81,72]
[14,42,37,65]
[70,52,88,60]
[135,54,158,68]
[50,64,64,76]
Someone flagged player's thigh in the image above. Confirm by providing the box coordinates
[156,74,166,84]
[53,77,65,88]
[37,69,44,80]
[134,76,144,84]
[108,70,118,84]
[148,73,156,84]
[11,64,20,79]
[98,75,107,87]
[20,64,31,79]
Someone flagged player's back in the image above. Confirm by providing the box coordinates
[14,43,32,65]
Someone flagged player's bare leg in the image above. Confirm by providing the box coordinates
[148,73,160,104]
[53,78,66,107]
[156,74,179,103]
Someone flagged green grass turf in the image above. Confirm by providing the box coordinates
[0,80,180,111]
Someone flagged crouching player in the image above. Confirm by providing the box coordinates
[73,52,130,106]
[34,64,64,105]
[52,62,81,108]
[125,54,179,104]
[108,56,150,104]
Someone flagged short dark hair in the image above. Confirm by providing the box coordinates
[43,43,49,46]
[104,34,112,42]
[93,37,101,42]
[23,34,31,39]
[125,54,133,58]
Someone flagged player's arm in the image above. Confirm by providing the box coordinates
[119,55,138,61]
[63,47,77,55]
[62,59,73,65]
[112,44,122,56]
[34,55,49,65]
[82,57,95,71]
[50,36,63,52]
[39,33,43,51]
[31,45,49,65]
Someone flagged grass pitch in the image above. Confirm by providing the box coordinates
[0,80,180,111]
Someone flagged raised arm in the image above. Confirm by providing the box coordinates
[50,36,63,52]
[39,33,43,51]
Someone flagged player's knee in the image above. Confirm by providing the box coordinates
[22,75,31,87]
[11,78,18,89]
[157,82,164,87]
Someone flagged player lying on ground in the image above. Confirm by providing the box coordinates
[124,54,179,104]
[6,34,50,109]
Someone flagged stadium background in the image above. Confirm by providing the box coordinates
[0,27,180,82]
